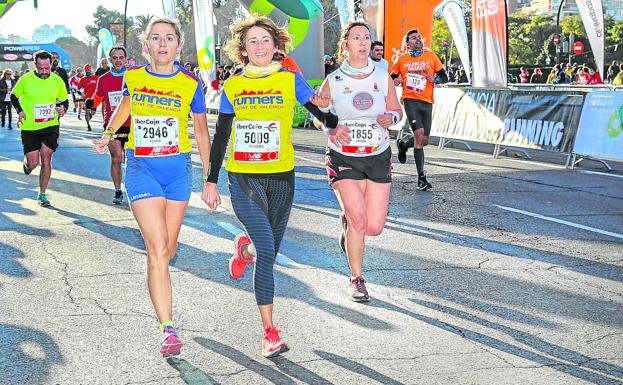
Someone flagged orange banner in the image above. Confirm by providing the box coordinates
[383,0,443,60]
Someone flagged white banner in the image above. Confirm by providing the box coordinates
[162,0,176,18]
[573,92,623,161]
[443,1,471,82]
[575,0,604,74]
[193,0,216,82]
[334,0,355,28]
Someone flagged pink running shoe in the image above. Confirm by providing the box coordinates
[229,233,254,279]
[262,326,289,358]
[160,325,183,358]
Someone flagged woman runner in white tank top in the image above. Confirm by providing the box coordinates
[314,22,402,302]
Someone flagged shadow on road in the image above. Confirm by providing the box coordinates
[0,324,62,385]
[366,297,622,385]
[167,357,220,385]
[313,350,405,385]
[194,337,296,384]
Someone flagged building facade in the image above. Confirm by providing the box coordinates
[32,24,72,43]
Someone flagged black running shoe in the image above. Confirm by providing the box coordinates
[23,161,32,175]
[417,174,432,191]
[397,139,407,164]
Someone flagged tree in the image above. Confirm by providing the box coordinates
[85,6,134,44]
[55,37,97,69]
[508,12,557,65]
[560,15,585,37]
[134,14,154,35]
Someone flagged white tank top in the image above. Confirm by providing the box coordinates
[327,67,390,157]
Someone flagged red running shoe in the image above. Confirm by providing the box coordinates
[229,233,254,279]
[262,326,289,358]
[160,326,183,357]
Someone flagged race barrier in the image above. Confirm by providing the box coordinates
[569,91,623,170]
[430,87,586,158]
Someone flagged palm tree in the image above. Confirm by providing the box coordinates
[134,14,154,34]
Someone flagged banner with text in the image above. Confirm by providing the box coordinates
[443,1,471,82]
[431,87,585,153]
[576,0,604,74]
[573,92,623,161]
[472,0,507,87]
[335,0,355,28]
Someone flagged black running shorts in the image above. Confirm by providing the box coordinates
[404,98,433,136]
[325,147,392,185]
[114,125,130,146]
[21,125,60,154]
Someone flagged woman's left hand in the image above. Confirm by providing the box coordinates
[376,113,393,129]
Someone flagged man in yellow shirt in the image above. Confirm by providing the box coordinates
[12,50,68,206]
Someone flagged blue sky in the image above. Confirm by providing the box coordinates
[0,0,166,42]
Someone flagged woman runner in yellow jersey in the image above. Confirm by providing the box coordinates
[94,17,213,357]
[203,16,338,358]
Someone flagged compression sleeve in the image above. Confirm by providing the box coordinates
[304,101,338,130]
[206,112,235,183]
[10,94,22,113]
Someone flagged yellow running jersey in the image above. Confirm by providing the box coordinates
[220,70,314,174]
[123,65,205,155]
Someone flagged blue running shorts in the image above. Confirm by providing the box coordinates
[125,150,192,203]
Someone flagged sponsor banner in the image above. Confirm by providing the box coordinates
[443,1,470,82]
[193,0,216,82]
[361,0,385,41]
[384,0,442,62]
[573,92,623,161]
[431,87,585,152]
[0,43,72,69]
[334,0,355,28]
[472,0,507,87]
[576,0,604,74]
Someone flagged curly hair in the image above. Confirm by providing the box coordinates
[336,21,371,63]
[224,15,291,65]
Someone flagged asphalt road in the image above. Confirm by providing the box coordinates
[0,111,622,385]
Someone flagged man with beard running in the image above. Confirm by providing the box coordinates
[11,50,68,206]
[50,52,69,93]
[77,64,98,130]
[391,29,447,191]
[87,46,131,204]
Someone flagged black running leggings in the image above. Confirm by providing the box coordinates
[228,170,295,306]
[1,101,11,126]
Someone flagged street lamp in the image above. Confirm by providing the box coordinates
[123,0,129,48]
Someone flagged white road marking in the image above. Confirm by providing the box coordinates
[579,170,623,180]
[295,155,324,166]
[494,205,623,240]
[216,222,301,268]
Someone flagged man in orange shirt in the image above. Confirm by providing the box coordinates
[391,29,448,190]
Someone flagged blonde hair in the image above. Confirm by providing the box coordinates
[141,17,185,61]
[337,21,372,63]
[224,15,291,65]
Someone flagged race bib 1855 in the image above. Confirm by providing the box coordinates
[340,119,382,154]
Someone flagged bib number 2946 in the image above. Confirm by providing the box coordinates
[134,116,180,157]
